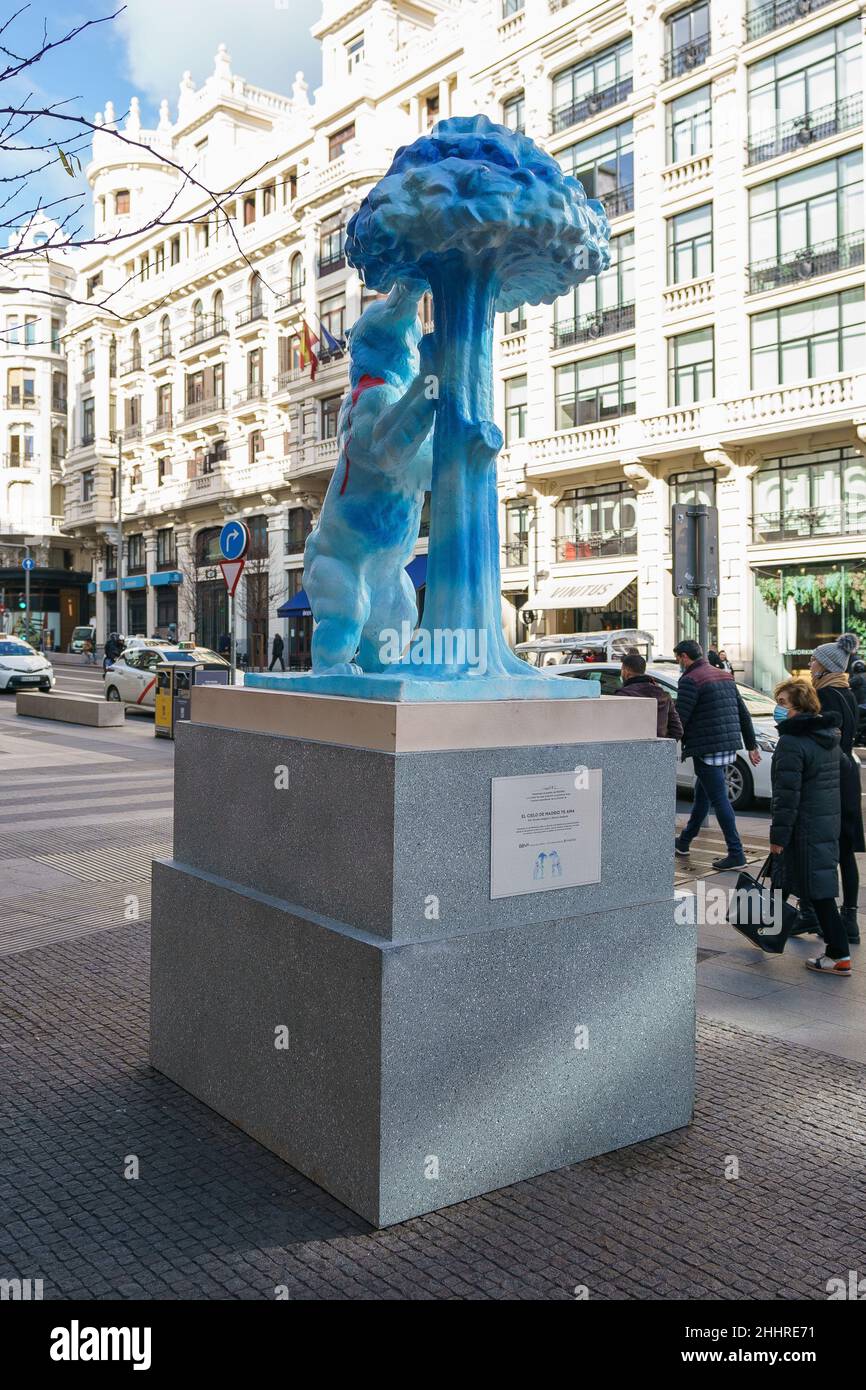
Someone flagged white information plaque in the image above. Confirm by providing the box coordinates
[490,769,602,900]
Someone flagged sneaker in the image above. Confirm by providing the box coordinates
[712,851,747,871]
[805,954,852,977]
[674,837,690,859]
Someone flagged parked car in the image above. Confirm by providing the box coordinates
[551,659,779,810]
[0,636,56,693]
[516,628,655,667]
[103,644,234,711]
[68,624,96,654]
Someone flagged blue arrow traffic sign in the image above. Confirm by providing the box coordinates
[22,557,35,570]
[219,520,250,561]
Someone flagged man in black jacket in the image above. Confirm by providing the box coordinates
[673,639,761,870]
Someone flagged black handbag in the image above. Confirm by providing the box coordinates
[727,854,798,953]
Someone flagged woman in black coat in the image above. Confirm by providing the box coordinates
[806,633,865,945]
[770,679,850,975]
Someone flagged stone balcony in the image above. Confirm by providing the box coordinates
[661,152,712,195]
[662,276,714,315]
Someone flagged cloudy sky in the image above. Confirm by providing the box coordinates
[3,0,323,246]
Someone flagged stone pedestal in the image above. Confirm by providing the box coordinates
[150,687,695,1228]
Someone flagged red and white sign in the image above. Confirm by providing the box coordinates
[219,558,245,596]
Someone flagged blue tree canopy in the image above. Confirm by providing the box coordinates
[346,115,610,312]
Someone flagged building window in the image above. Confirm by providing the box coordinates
[504,303,526,333]
[504,375,527,445]
[249,273,264,317]
[243,195,256,227]
[666,84,712,163]
[157,457,170,486]
[667,203,713,283]
[51,318,61,353]
[262,181,276,216]
[155,244,165,274]
[4,315,19,344]
[503,91,525,134]
[672,467,716,507]
[502,0,524,15]
[424,92,439,130]
[318,215,345,274]
[555,482,637,561]
[289,252,305,301]
[156,527,176,566]
[82,398,95,444]
[170,235,181,265]
[554,349,636,429]
[81,469,94,501]
[504,498,532,566]
[747,151,864,293]
[751,287,864,388]
[248,429,265,463]
[127,533,145,573]
[115,189,130,215]
[752,446,866,542]
[346,34,364,71]
[318,293,345,344]
[321,394,341,439]
[287,508,313,553]
[747,19,861,166]
[560,119,633,219]
[22,315,36,345]
[669,327,715,405]
[328,123,355,161]
[664,1,711,82]
[551,38,633,134]
[554,230,635,347]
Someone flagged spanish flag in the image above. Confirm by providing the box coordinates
[300,319,319,382]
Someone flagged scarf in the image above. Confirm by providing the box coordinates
[814,670,850,691]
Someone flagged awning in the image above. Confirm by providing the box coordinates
[531,573,637,610]
[150,570,182,587]
[277,553,428,619]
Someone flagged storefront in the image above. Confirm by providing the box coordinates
[529,573,638,635]
[752,561,866,693]
[150,570,181,638]
[0,565,90,649]
[123,575,148,636]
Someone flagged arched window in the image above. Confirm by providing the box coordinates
[159,314,171,354]
[192,299,204,336]
[108,337,117,378]
[130,328,141,369]
[212,290,224,325]
[249,273,263,316]
[289,253,305,300]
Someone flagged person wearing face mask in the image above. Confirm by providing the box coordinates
[791,634,864,945]
[769,679,850,975]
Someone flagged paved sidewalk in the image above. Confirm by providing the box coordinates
[2,921,865,1301]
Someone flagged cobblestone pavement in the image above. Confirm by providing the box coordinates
[2,921,865,1301]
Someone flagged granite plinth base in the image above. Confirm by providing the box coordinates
[150,696,694,1228]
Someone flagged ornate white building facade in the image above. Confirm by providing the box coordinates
[61,0,866,686]
[0,213,88,646]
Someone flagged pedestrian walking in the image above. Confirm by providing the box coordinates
[269,631,285,672]
[673,639,761,870]
[614,651,683,739]
[717,649,733,672]
[82,636,95,666]
[103,631,122,672]
[792,633,864,945]
[769,679,850,976]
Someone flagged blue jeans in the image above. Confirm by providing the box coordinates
[681,758,743,856]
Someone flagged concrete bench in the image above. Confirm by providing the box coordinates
[16,692,124,727]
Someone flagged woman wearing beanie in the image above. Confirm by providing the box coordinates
[769,679,851,976]
[794,633,864,946]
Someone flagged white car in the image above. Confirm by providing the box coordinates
[551,660,778,810]
[0,636,56,693]
[104,645,231,711]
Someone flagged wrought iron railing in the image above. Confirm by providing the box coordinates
[318,253,346,276]
[147,413,173,435]
[178,396,225,424]
[599,183,634,219]
[663,35,710,82]
[747,95,863,166]
[551,77,633,134]
[555,531,637,561]
[752,503,866,542]
[234,383,268,406]
[120,354,142,375]
[502,541,530,567]
[180,318,228,351]
[275,290,304,312]
[237,304,266,328]
[150,343,173,364]
[745,0,836,44]
[747,231,865,294]
[553,302,635,349]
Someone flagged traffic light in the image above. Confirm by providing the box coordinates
[18,598,26,610]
